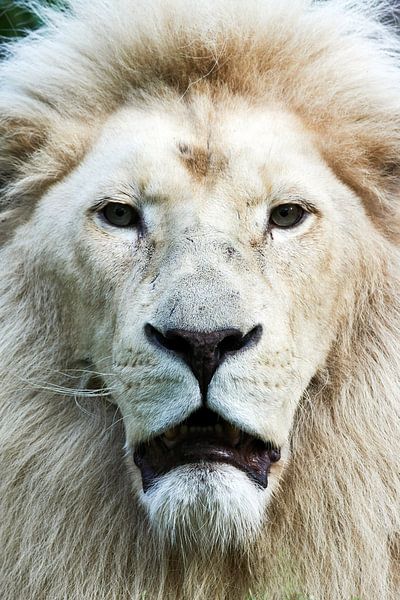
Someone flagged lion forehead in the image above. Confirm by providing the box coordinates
[78,102,331,215]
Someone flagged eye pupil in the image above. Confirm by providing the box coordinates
[102,202,140,228]
[270,203,304,228]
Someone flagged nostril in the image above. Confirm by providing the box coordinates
[163,332,192,356]
[241,324,263,351]
[144,323,192,355]
[217,332,243,356]
[145,323,166,348]
[217,325,262,356]
[145,323,263,399]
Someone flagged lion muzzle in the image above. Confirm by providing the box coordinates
[133,406,281,492]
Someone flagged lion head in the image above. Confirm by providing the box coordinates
[54,102,352,551]
[0,1,399,599]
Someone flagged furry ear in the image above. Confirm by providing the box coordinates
[316,128,400,242]
[0,116,47,205]
[0,113,55,246]
[343,161,400,242]
[0,111,93,244]
[0,206,30,245]
[0,115,49,245]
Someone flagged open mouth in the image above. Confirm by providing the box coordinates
[133,407,281,492]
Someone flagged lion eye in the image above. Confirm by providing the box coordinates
[269,204,305,228]
[102,203,140,228]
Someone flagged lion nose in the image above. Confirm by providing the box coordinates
[145,324,262,397]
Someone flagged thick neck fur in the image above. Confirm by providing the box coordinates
[0,237,399,600]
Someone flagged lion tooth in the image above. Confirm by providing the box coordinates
[163,426,179,441]
[163,438,176,449]
[225,423,241,445]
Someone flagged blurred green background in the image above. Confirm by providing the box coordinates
[0,1,50,40]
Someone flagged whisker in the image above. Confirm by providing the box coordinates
[13,374,116,399]
[74,394,98,418]
[104,413,125,434]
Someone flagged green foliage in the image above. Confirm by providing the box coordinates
[0,1,46,40]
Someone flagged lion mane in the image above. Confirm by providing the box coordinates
[0,1,399,599]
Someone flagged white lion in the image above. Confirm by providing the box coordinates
[0,0,399,598]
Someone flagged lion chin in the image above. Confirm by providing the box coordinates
[1,0,400,599]
[132,407,281,550]
[142,464,268,551]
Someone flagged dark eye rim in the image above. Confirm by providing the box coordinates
[269,203,307,229]
[100,202,142,229]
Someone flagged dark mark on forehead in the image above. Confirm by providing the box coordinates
[178,142,227,181]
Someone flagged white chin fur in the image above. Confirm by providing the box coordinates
[141,463,269,553]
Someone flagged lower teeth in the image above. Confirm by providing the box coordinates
[163,427,179,441]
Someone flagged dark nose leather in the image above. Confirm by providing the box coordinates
[145,324,262,397]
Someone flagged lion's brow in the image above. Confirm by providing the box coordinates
[177,142,227,180]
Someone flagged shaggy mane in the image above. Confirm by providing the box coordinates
[0,1,399,598]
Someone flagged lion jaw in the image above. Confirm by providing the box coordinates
[32,102,357,550]
[130,407,284,549]
[139,463,271,552]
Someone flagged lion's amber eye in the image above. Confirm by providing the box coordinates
[270,204,305,228]
[102,203,140,228]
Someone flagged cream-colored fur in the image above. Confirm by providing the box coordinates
[0,1,399,599]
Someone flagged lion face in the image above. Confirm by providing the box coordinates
[28,97,367,550]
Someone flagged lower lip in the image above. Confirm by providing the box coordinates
[133,438,280,492]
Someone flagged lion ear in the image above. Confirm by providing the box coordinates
[0,115,49,244]
[0,113,53,247]
[320,132,400,241]
[0,116,48,200]
[0,112,83,246]
[0,206,30,245]
[349,158,400,241]
[0,112,92,244]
